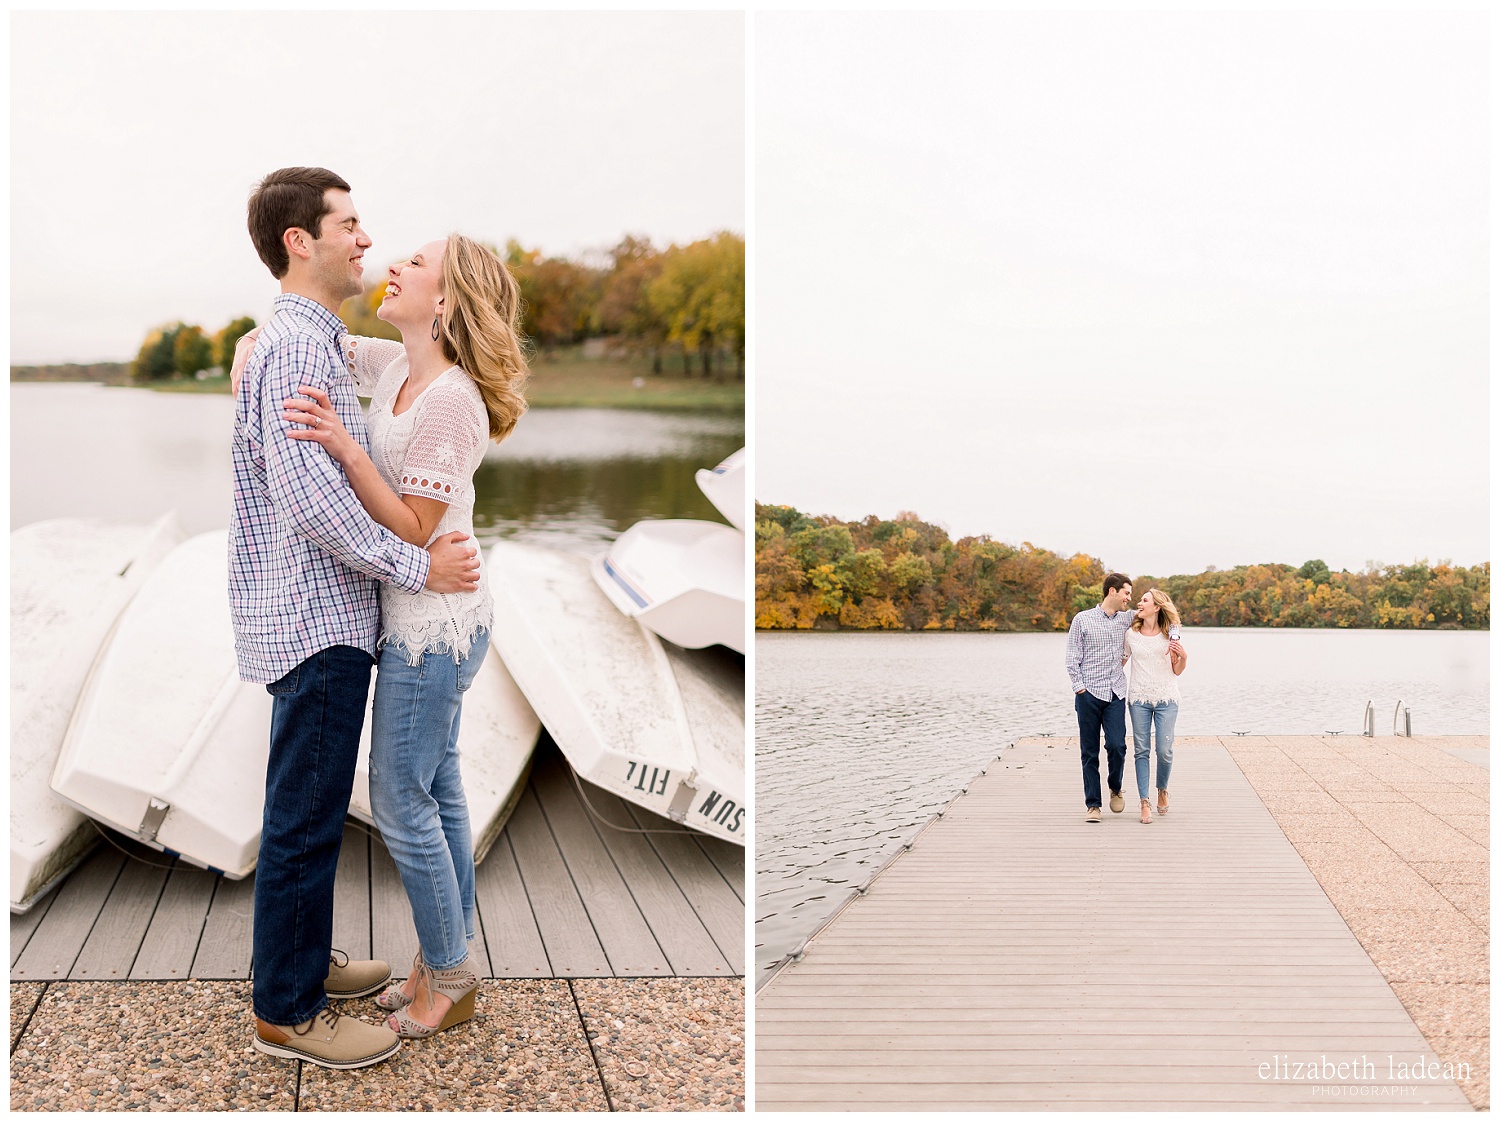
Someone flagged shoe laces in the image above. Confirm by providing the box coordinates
[329,948,350,969]
[295,1007,340,1037]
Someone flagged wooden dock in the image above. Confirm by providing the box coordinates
[756,736,1471,1111]
[11,738,744,983]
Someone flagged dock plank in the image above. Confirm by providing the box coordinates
[10,893,57,966]
[580,781,732,975]
[695,833,745,902]
[191,874,255,979]
[475,834,551,977]
[12,756,744,985]
[531,753,671,976]
[756,737,1471,1111]
[132,864,216,979]
[70,855,171,979]
[12,847,124,979]
[506,785,611,976]
[627,800,746,973]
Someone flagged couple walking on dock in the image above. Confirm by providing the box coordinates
[229,167,529,1070]
[1066,574,1188,824]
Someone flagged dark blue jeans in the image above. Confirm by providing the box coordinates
[1075,689,1126,809]
[252,645,374,1025]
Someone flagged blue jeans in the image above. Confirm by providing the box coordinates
[368,631,489,971]
[1075,690,1126,809]
[1130,700,1178,797]
[254,644,374,1025]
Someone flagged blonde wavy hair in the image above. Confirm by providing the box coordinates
[1132,587,1182,634]
[438,234,529,441]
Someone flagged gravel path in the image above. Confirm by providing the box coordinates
[575,978,745,1111]
[1224,734,1489,1109]
[10,976,745,1111]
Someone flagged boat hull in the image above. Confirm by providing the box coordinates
[51,531,270,878]
[52,530,540,878]
[11,514,185,911]
[695,447,746,531]
[593,519,746,654]
[490,540,746,846]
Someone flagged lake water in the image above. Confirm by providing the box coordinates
[11,382,743,551]
[754,628,1489,988]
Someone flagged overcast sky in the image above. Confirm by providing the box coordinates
[755,12,1487,576]
[12,11,744,365]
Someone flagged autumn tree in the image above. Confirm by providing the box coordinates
[754,502,1488,633]
[645,233,745,378]
[597,235,667,369]
[338,280,401,342]
[506,240,601,354]
[172,325,214,377]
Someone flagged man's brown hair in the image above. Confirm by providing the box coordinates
[247,167,351,279]
[1102,572,1132,597]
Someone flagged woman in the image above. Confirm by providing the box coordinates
[234,235,527,1037]
[1124,589,1187,824]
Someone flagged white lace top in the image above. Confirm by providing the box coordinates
[1124,628,1181,705]
[345,335,493,665]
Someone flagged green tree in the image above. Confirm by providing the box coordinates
[1296,559,1331,586]
[132,323,184,381]
[214,316,257,369]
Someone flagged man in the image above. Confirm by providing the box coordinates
[1065,573,1136,823]
[231,167,480,1069]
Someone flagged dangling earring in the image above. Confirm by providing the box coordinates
[431,316,440,342]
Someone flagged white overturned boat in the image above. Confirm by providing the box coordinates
[51,529,539,877]
[594,520,745,654]
[490,540,746,846]
[348,653,541,864]
[593,446,746,653]
[51,530,272,878]
[11,514,186,912]
[695,447,746,531]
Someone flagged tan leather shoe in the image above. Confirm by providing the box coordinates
[1086,807,1101,823]
[325,950,392,1000]
[254,1008,400,1069]
[1109,791,1124,814]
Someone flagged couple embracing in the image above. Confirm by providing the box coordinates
[229,167,528,1069]
[1066,574,1188,824]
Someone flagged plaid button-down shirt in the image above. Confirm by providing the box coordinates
[1065,605,1138,701]
[229,294,430,684]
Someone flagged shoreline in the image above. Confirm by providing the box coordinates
[12,354,745,413]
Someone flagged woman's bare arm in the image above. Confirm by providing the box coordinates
[1168,639,1188,675]
[282,385,446,547]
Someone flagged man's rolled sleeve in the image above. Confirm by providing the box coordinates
[260,336,430,594]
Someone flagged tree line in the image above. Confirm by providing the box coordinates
[144,231,747,384]
[755,502,1489,632]
[131,317,256,381]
